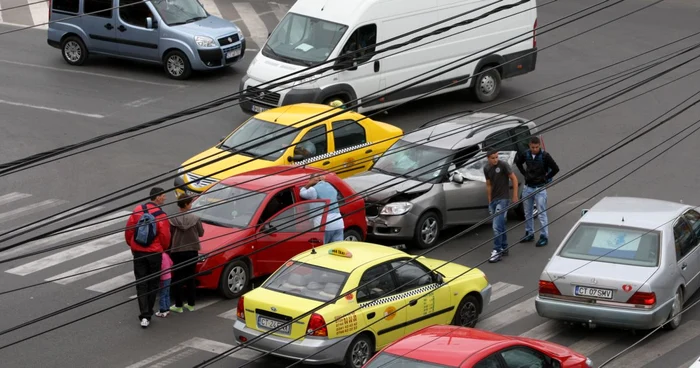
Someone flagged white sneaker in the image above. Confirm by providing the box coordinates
[140,318,150,328]
[155,311,169,318]
[488,250,501,263]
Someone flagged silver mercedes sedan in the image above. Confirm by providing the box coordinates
[535,196,700,330]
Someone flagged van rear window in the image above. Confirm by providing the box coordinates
[52,0,79,13]
[559,224,660,267]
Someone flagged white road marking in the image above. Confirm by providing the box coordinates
[0,99,104,118]
[0,2,4,24]
[47,250,132,284]
[567,333,619,357]
[490,281,524,301]
[124,345,189,368]
[199,0,223,19]
[519,319,562,340]
[0,199,67,224]
[28,0,49,30]
[148,348,199,368]
[0,192,32,207]
[218,307,238,320]
[233,2,268,48]
[269,1,289,21]
[192,297,223,310]
[477,296,536,332]
[124,97,163,108]
[0,59,186,88]
[6,233,122,276]
[603,320,700,368]
[10,205,105,233]
[678,356,700,368]
[87,271,134,293]
[182,337,262,361]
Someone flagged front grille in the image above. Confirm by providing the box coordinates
[186,173,218,189]
[246,85,280,106]
[366,203,381,217]
[218,33,240,46]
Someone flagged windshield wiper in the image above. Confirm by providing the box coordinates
[169,16,206,26]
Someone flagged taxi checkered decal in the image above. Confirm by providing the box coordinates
[294,142,373,166]
[359,283,441,309]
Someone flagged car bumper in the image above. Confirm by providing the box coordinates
[173,175,208,195]
[191,40,246,70]
[480,284,492,310]
[535,295,674,330]
[232,320,351,365]
[366,213,419,240]
[239,76,323,114]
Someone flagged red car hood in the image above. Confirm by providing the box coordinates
[198,222,255,255]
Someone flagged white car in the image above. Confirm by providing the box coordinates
[689,355,700,368]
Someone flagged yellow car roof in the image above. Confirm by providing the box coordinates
[292,241,406,273]
[254,103,366,126]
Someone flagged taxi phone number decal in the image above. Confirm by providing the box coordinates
[423,293,435,315]
[335,314,358,335]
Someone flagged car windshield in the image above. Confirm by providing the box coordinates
[263,261,349,302]
[263,12,348,66]
[191,183,267,228]
[559,224,660,267]
[372,139,452,183]
[365,353,452,368]
[150,0,208,26]
[220,118,299,161]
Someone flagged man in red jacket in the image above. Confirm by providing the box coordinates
[125,187,171,328]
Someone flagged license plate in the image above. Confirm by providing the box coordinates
[575,286,613,299]
[257,315,290,334]
[251,105,268,113]
[226,49,241,59]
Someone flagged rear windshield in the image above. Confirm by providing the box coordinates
[559,224,660,267]
[262,261,349,302]
[365,353,453,368]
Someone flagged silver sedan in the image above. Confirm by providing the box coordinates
[535,196,700,330]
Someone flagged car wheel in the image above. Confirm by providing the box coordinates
[219,259,250,299]
[473,67,501,103]
[344,228,363,241]
[452,295,480,328]
[61,36,88,66]
[413,212,441,249]
[665,288,683,330]
[164,50,192,80]
[343,334,374,368]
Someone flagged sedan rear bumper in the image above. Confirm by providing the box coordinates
[535,295,674,330]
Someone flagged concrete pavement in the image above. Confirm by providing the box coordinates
[0,0,700,367]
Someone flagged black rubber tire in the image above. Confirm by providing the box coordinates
[163,50,193,80]
[219,259,250,299]
[664,288,683,330]
[61,36,88,66]
[473,67,502,103]
[344,228,363,241]
[452,295,481,328]
[412,211,441,249]
[343,333,375,368]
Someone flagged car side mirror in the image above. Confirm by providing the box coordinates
[450,172,464,184]
[432,272,444,284]
[146,17,156,29]
[581,209,589,217]
[262,223,276,233]
[333,56,356,71]
[288,154,305,162]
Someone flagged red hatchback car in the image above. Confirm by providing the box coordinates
[191,166,367,299]
[363,325,592,368]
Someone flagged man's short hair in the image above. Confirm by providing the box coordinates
[484,147,498,157]
[177,194,194,209]
[529,136,541,145]
[149,187,165,201]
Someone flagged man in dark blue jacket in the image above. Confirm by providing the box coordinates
[514,136,560,247]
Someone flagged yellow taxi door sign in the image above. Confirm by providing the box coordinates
[334,314,358,335]
[328,247,353,258]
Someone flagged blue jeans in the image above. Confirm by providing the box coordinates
[489,199,509,252]
[324,229,344,244]
[159,278,171,313]
[523,185,549,238]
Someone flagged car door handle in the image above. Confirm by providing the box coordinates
[322,161,330,166]
[408,299,417,306]
[682,263,687,270]
[374,60,380,73]
[104,23,113,30]
[367,312,375,319]
[365,149,373,154]
[309,238,321,244]
[117,25,127,32]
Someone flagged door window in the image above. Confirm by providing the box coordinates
[267,200,326,233]
[332,120,367,150]
[390,260,433,291]
[258,188,295,224]
[484,129,512,152]
[500,347,556,368]
[451,145,480,169]
[682,210,700,239]
[339,24,377,65]
[295,125,328,160]
[52,0,79,13]
[357,263,398,303]
[673,218,698,260]
[84,0,112,17]
[119,0,152,28]
[474,354,502,368]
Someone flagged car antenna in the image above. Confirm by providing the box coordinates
[622,216,625,222]
[311,246,317,254]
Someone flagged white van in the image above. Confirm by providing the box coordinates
[239,0,537,114]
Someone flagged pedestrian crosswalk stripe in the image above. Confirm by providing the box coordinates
[568,333,618,357]
[0,192,32,207]
[6,233,122,276]
[490,281,524,301]
[86,270,134,293]
[0,199,66,224]
[47,249,132,284]
[233,2,268,49]
[478,295,537,332]
[199,0,223,19]
[218,307,238,320]
[518,319,561,340]
[182,336,262,361]
[28,0,48,30]
[269,1,288,21]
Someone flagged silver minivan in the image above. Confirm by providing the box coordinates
[345,112,541,249]
[47,0,245,79]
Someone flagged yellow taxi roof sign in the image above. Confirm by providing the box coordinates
[328,247,353,258]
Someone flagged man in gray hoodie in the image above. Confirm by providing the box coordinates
[168,195,205,313]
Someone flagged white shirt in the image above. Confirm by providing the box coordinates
[300,186,345,231]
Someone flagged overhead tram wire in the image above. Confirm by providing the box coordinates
[1,59,695,351]
[200,91,700,368]
[0,0,645,253]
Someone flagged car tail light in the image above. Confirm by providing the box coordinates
[306,313,328,337]
[236,296,245,320]
[627,291,656,306]
[538,280,561,295]
[533,19,537,48]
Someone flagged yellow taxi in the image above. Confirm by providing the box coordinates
[174,103,403,194]
[232,242,492,368]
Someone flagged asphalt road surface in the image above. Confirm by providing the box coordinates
[1,0,700,367]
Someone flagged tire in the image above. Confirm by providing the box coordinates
[61,36,88,66]
[473,67,501,103]
[664,288,683,330]
[452,295,481,328]
[219,259,250,299]
[343,334,374,368]
[344,228,363,242]
[163,50,192,80]
[413,211,441,249]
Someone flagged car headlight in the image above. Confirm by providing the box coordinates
[178,167,185,174]
[380,202,413,216]
[195,35,216,47]
[238,31,244,40]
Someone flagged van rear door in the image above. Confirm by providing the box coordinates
[81,0,118,53]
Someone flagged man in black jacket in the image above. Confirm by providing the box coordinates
[514,136,560,247]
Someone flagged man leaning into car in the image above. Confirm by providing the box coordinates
[300,173,345,244]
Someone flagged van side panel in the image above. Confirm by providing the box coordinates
[47,0,86,49]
